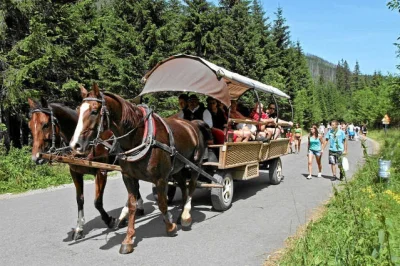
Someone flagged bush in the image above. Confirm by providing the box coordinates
[278,130,400,265]
[0,145,72,194]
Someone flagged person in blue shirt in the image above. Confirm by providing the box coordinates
[322,120,348,180]
[306,125,323,179]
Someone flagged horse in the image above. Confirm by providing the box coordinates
[70,83,210,254]
[28,98,144,240]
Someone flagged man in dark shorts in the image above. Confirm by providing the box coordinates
[322,120,348,180]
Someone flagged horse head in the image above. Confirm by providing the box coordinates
[70,83,110,154]
[28,98,61,164]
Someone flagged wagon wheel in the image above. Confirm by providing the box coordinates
[152,184,176,205]
[269,157,283,185]
[211,171,234,211]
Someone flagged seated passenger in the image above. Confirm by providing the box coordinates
[205,97,226,144]
[180,94,213,128]
[249,102,279,140]
[206,97,227,131]
[265,103,293,139]
[170,93,188,118]
[228,100,256,142]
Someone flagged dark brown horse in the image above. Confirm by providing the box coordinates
[28,98,144,240]
[70,84,209,254]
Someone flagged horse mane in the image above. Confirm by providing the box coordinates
[103,92,139,127]
[49,103,78,121]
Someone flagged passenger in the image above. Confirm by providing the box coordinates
[248,102,274,140]
[182,94,213,128]
[171,93,188,118]
[228,100,255,142]
[206,97,227,130]
[206,97,226,144]
[264,103,293,139]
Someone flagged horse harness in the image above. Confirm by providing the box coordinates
[83,93,217,182]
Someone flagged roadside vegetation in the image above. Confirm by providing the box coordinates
[0,144,88,194]
[272,130,400,265]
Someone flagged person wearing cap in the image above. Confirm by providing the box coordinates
[182,94,213,128]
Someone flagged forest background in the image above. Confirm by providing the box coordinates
[1,0,399,149]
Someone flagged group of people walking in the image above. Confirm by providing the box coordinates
[301,120,348,181]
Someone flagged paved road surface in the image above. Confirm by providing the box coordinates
[0,138,374,266]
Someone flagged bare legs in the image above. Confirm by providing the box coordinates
[307,153,322,178]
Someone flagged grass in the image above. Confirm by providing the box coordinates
[0,145,96,194]
[267,129,400,265]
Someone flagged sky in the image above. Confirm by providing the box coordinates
[262,0,400,75]
[212,0,400,75]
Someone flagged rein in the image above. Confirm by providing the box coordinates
[30,107,59,153]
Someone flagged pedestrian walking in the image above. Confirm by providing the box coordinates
[306,125,323,179]
[382,114,390,135]
[322,120,348,181]
[294,123,302,154]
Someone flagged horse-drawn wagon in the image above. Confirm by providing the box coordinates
[34,54,292,253]
[140,54,291,210]
[39,54,291,211]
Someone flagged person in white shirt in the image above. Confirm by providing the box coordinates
[318,123,325,136]
[180,94,213,128]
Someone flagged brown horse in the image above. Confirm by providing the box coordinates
[28,98,144,240]
[70,84,209,254]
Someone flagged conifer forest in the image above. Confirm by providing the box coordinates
[0,0,399,149]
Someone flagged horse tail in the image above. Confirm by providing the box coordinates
[190,120,213,162]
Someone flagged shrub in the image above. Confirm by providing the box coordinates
[278,130,400,265]
[0,146,72,194]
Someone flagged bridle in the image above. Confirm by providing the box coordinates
[30,107,58,153]
[82,92,110,146]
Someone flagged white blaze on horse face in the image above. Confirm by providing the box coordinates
[70,102,90,148]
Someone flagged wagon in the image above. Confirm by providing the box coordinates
[140,54,291,210]
[38,54,291,211]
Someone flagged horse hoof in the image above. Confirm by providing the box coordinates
[181,217,192,231]
[116,218,128,229]
[136,208,145,217]
[119,243,134,254]
[167,223,177,237]
[72,230,84,241]
[107,217,117,229]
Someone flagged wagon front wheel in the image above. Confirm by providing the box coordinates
[269,158,283,185]
[211,172,233,211]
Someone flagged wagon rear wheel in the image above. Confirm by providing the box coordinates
[211,172,233,211]
[152,184,176,205]
[269,158,283,185]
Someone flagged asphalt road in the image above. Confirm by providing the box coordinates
[0,138,375,266]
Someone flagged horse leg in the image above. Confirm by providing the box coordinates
[94,170,116,229]
[180,168,199,229]
[135,179,145,216]
[117,179,144,228]
[156,178,177,237]
[70,169,85,240]
[119,175,138,254]
[174,172,187,225]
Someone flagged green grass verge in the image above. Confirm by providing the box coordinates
[276,129,400,265]
[0,145,95,194]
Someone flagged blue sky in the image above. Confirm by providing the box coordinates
[213,0,400,75]
[262,0,400,75]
